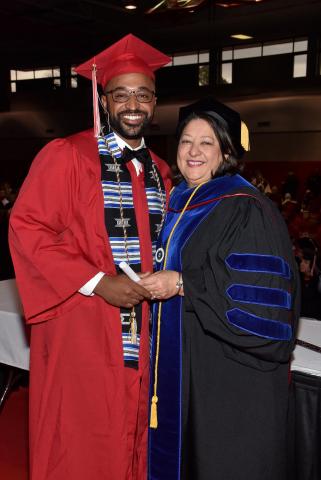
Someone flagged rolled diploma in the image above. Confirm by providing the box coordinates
[119,261,140,282]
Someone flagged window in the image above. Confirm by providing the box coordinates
[162,50,210,86]
[71,67,78,88]
[199,65,209,86]
[293,54,307,78]
[234,45,262,59]
[199,51,210,63]
[173,53,198,66]
[263,41,293,56]
[220,63,232,84]
[294,39,308,52]
[222,48,233,61]
[219,37,308,84]
[165,50,209,67]
[10,67,61,93]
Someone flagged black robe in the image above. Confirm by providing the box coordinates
[149,174,300,480]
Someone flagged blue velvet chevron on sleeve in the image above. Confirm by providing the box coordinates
[226,308,292,340]
[225,253,291,279]
[226,284,291,309]
[225,253,292,340]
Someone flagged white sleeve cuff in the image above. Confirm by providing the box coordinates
[79,272,106,296]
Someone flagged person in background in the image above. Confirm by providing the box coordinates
[295,236,321,320]
[281,171,299,201]
[250,169,271,194]
[281,191,299,224]
[9,34,171,480]
[140,98,300,480]
[267,184,282,209]
[0,180,16,280]
[0,180,15,210]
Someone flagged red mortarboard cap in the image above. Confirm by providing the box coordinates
[75,33,171,89]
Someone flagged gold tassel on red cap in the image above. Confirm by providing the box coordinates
[92,62,101,138]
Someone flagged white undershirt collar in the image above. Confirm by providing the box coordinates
[113,132,146,175]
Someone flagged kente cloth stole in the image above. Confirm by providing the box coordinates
[98,132,165,369]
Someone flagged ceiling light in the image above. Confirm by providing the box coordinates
[230,33,253,40]
[125,3,137,9]
[217,2,241,7]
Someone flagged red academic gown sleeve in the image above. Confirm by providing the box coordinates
[9,137,103,323]
[9,135,172,325]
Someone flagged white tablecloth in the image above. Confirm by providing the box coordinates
[0,279,30,370]
[0,280,320,376]
[291,317,321,377]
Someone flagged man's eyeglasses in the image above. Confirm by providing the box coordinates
[105,88,155,103]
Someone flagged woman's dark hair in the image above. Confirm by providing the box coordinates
[176,112,244,176]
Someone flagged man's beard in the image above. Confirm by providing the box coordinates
[108,109,152,140]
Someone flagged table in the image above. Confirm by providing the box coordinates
[1,286,320,378]
[289,317,321,480]
[0,279,30,371]
[291,317,321,377]
[0,279,30,407]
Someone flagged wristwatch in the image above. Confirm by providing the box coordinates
[175,272,183,292]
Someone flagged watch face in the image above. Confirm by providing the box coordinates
[176,276,183,289]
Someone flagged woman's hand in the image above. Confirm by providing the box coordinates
[139,270,182,300]
[94,274,152,308]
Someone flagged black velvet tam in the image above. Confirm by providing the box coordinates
[178,97,247,157]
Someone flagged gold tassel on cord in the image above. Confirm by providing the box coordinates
[150,395,158,429]
[130,308,137,345]
[149,182,204,430]
[241,121,250,152]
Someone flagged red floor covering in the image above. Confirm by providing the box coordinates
[0,387,29,480]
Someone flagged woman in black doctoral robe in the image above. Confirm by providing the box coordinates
[140,98,300,480]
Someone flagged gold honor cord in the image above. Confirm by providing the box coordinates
[150,182,206,429]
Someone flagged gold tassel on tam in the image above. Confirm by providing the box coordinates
[241,121,250,152]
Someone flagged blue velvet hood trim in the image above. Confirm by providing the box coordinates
[148,175,255,480]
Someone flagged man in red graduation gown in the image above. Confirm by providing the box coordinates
[9,34,172,480]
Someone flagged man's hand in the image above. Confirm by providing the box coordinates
[93,274,152,308]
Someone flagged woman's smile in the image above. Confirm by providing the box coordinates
[177,118,223,187]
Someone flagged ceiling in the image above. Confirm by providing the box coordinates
[2,0,321,68]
